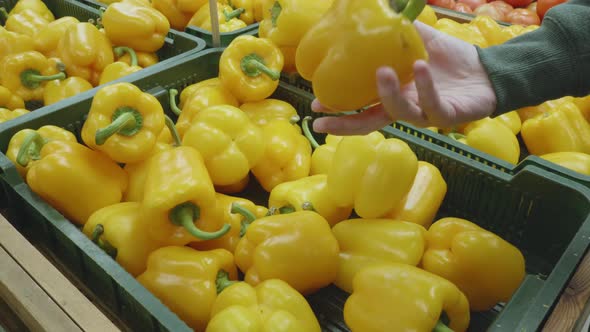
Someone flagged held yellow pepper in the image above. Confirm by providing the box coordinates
[2,9,50,37]
[422,217,526,311]
[540,152,590,176]
[81,82,166,164]
[3,0,54,22]
[178,77,221,108]
[0,108,29,124]
[416,4,437,27]
[98,47,143,85]
[295,0,428,111]
[385,161,447,228]
[102,1,170,53]
[141,146,231,245]
[118,50,159,68]
[188,3,247,32]
[182,104,265,186]
[494,110,522,135]
[326,131,418,218]
[344,263,470,332]
[239,98,299,127]
[522,102,590,155]
[0,85,25,110]
[151,0,204,30]
[268,174,353,227]
[57,22,114,86]
[82,202,162,276]
[43,77,94,106]
[137,246,238,332]
[235,211,340,295]
[219,35,284,103]
[251,119,312,192]
[18,137,128,225]
[34,16,80,58]
[207,279,321,332]
[0,30,35,64]
[332,219,427,294]
[303,116,342,175]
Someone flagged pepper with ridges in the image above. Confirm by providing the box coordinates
[2,9,50,37]
[0,30,35,63]
[240,98,299,127]
[178,77,221,108]
[188,3,247,32]
[98,47,143,85]
[0,85,25,110]
[3,0,54,21]
[540,152,590,176]
[303,116,343,175]
[34,16,79,58]
[151,0,204,30]
[0,108,29,124]
[43,77,94,106]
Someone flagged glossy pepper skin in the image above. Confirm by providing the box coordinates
[188,3,247,32]
[385,161,447,228]
[269,174,352,227]
[19,138,127,225]
[57,22,114,86]
[219,35,284,103]
[327,132,418,218]
[82,202,162,276]
[235,211,340,295]
[332,219,427,294]
[540,152,590,176]
[422,217,526,311]
[521,102,590,155]
[434,18,488,48]
[295,0,428,111]
[0,108,29,124]
[118,50,159,68]
[103,1,170,53]
[81,83,166,164]
[303,117,342,175]
[178,77,221,108]
[3,9,50,37]
[494,110,522,135]
[4,0,55,21]
[141,146,231,246]
[98,47,143,85]
[43,77,93,106]
[207,279,321,332]
[0,85,25,110]
[231,0,256,24]
[251,119,312,192]
[123,142,174,202]
[137,246,238,332]
[182,104,265,186]
[516,97,573,122]
[0,51,66,102]
[0,30,35,63]
[469,15,509,46]
[34,16,79,58]
[344,263,470,332]
[240,98,298,127]
[151,0,203,30]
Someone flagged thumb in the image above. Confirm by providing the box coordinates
[413,20,439,44]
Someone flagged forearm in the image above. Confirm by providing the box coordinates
[476,0,590,116]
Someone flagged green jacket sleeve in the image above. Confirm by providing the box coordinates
[476,0,590,116]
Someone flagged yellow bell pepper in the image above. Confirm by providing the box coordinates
[43,77,94,106]
[296,0,428,111]
[516,96,573,122]
[239,98,299,127]
[34,16,79,58]
[188,3,247,32]
[540,152,590,176]
[2,9,50,37]
[0,31,34,67]
[235,211,340,295]
[215,174,250,194]
[0,51,65,102]
[57,22,114,86]
[0,108,29,124]
[385,161,447,228]
[102,1,169,53]
[4,0,54,22]
[81,82,166,164]
[332,219,427,294]
[326,131,418,218]
[178,77,221,108]
[219,35,284,103]
[98,47,143,85]
[268,174,352,227]
[230,0,256,24]
[151,0,205,30]
[82,202,162,276]
[207,279,321,332]
[117,50,159,68]
[0,85,25,110]
[422,217,526,311]
[253,0,272,22]
[435,19,488,48]
[574,95,590,121]
[251,119,312,192]
[344,263,470,332]
[137,246,238,332]
[141,146,231,245]
[494,110,522,135]
[416,4,437,27]
[303,116,342,175]
[469,15,506,46]
[182,104,265,186]
[18,137,127,225]
[521,102,590,155]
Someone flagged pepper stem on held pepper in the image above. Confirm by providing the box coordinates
[90,224,118,259]
[224,8,245,21]
[16,132,47,167]
[240,54,280,81]
[165,115,182,146]
[302,116,320,149]
[113,46,139,67]
[95,107,144,145]
[432,320,454,332]
[21,70,66,89]
[169,202,231,240]
[169,89,182,116]
[216,270,237,294]
[399,0,426,22]
[230,203,257,237]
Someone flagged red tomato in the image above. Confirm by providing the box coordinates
[527,1,537,12]
[454,2,474,12]
[474,3,505,21]
[457,0,486,10]
[506,8,541,25]
[502,0,533,7]
[429,0,457,9]
[488,1,514,17]
[537,0,567,19]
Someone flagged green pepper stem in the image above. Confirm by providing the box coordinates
[448,132,466,141]
[169,89,182,116]
[90,224,118,259]
[165,115,182,147]
[16,132,46,167]
[279,205,296,214]
[216,270,237,294]
[240,53,280,81]
[270,1,281,27]
[231,203,257,237]
[223,8,244,21]
[21,70,66,89]
[95,107,143,145]
[170,202,231,240]
[400,0,426,22]
[113,46,138,67]
[432,320,454,332]
[265,207,277,216]
[289,115,300,125]
[0,8,8,21]
[302,116,320,149]
[301,202,316,212]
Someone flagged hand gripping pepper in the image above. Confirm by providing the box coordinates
[235,211,340,295]
[385,161,447,228]
[268,174,352,227]
[344,263,470,332]
[207,278,321,332]
[57,22,114,86]
[102,1,170,53]
[117,50,159,68]
[540,152,590,176]
[0,30,35,64]
[0,108,29,124]
[82,202,162,276]
[2,9,50,37]
[182,104,265,186]
[332,219,427,294]
[188,3,247,32]
[219,35,284,103]
[34,16,79,58]
[2,0,54,21]
[0,85,25,110]
[98,47,143,85]
[302,116,343,175]
[251,119,312,192]
[151,0,204,30]
[43,77,94,106]
[422,217,526,311]
[0,51,66,102]
[17,137,128,225]
[239,98,299,127]
[141,146,231,245]
[327,131,418,218]
[136,246,238,332]
[295,0,428,111]
[81,83,166,164]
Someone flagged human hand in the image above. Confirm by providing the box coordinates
[311,21,498,135]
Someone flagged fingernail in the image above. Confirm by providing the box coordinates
[312,118,328,133]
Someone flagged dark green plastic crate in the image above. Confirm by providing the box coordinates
[1,49,590,332]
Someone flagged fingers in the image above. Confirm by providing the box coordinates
[413,61,455,127]
[312,106,392,136]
